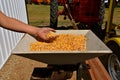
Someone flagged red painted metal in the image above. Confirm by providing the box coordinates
[58,0,101,25]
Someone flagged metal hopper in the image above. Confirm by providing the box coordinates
[12,30,112,64]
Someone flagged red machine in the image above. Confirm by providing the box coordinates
[58,0,101,25]
[50,0,104,40]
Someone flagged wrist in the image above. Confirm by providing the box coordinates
[26,26,39,37]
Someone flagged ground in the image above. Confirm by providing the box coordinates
[0,4,120,80]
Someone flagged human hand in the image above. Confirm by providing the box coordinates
[35,27,56,41]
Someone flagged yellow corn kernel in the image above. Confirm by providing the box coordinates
[30,34,86,51]
[46,32,58,38]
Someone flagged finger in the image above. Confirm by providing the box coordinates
[47,28,56,32]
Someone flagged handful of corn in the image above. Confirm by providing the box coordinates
[30,32,86,51]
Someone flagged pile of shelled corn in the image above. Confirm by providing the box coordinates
[30,32,86,51]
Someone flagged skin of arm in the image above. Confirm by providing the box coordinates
[0,11,55,40]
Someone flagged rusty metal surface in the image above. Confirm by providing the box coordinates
[12,30,112,64]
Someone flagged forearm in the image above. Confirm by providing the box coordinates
[4,17,38,34]
[0,12,38,35]
[0,11,56,40]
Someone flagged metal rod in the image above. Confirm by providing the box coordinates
[77,63,83,80]
[64,4,78,30]
[105,0,115,40]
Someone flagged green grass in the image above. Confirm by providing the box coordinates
[27,4,50,26]
[104,7,120,25]
[27,4,70,26]
[27,4,120,26]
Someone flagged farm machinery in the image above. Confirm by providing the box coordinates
[100,0,120,79]
[49,0,120,80]
[17,0,120,80]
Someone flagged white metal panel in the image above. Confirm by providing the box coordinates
[0,44,3,66]
[0,0,28,69]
